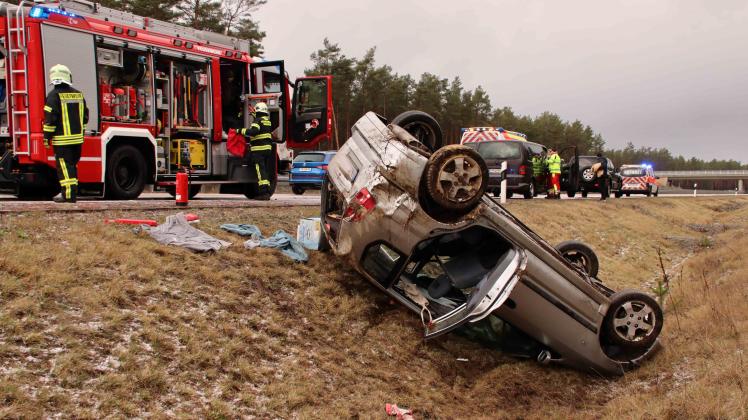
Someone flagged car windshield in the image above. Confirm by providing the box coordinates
[621,168,646,176]
[466,142,521,160]
[294,153,326,163]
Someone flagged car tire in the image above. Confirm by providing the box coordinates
[391,110,443,152]
[166,184,202,199]
[567,189,576,198]
[105,144,147,200]
[653,187,659,197]
[626,193,631,197]
[423,144,488,213]
[524,183,534,199]
[555,240,599,277]
[615,191,623,198]
[291,185,305,195]
[646,187,652,197]
[506,192,514,199]
[603,290,663,351]
[581,191,588,198]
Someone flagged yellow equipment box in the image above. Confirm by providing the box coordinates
[170,139,206,169]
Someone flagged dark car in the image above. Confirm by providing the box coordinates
[288,151,336,195]
[463,140,546,199]
[562,155,622,198]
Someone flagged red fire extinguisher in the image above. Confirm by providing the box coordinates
[175,168,189,207]
[100,81,113,118]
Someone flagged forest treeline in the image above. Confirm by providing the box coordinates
[306,39,745,170]
[37,0,745,170]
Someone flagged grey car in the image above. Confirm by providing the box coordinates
[321,111,663,375]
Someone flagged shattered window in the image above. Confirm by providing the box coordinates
[362,243,404,286]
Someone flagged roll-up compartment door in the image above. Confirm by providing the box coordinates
[41,24,98,133]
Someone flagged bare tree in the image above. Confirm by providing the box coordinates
[221,0,267,35]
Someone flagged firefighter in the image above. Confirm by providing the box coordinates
[238,102,273,200]
[546,148,562,199]
[43,64,89,203]
[531,152,545,196]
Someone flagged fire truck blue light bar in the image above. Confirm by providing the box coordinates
[29,6,83,20]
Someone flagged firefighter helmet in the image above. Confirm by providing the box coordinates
[254,102,268,115]
[49,64,72,85]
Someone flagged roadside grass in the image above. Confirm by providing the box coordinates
[0,197,745,418]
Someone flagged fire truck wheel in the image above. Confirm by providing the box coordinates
[555,240,599,277]
[106,145,147,200]
[423,145,488,213]
[391,111,443,152]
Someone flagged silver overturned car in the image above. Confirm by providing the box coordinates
[321,111,663,375]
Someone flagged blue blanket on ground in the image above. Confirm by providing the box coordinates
[220,223,308,263]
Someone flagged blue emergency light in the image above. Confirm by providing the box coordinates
[29,6,83,20]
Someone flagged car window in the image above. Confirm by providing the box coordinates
[294,153,326,163]
[528,144,544,155]
[471,142,522,160]
[621,167,645,176]
[361,243,404,286]
[578,157,597,167]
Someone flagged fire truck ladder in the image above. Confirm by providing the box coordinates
[5,1,30,156]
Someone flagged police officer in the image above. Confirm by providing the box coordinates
[238,102,273,200]
[43,64,88,203]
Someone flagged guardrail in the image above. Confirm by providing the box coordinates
[657,170,748,178]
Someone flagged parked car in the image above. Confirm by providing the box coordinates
[562,155,622,198]
[616,164,659,197]
[462,139,546,199]
[288,151,336,195]
[321,111,663,375]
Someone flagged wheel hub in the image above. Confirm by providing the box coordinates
[436,156,483,202]
[612,301,656,342]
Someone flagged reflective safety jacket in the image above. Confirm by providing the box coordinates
[239,114,273,153]
[546,153,562,174]
[531,155,545,176]
[43,84,89,146]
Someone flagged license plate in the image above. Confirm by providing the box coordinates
[299,168,312,172]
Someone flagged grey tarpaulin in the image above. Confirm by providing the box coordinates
[220,223,308,262]
[144,213,231,252]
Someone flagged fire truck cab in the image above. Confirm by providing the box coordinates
[0,0,332,199]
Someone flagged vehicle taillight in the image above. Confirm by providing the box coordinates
[519,165,527,176]
[344,187,377,222]
[320,165,328,171]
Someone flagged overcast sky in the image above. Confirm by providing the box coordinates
[255,0,748,162]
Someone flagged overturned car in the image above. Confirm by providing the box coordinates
[321,111,663,375]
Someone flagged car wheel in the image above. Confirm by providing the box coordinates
[106,145,147,199]
[524,183,534,199]
[603,290,663,350]
[567,189,576,198]
[581,191,588,198]
[615,191,623,198]
[555,240,599,277]
[653,188,659,197]
[391,110,443,152]
[423,144,488,212]
[646,187,652,197]
[291,185,305,195]
[626,193,630,197]
[506,192,514,199]
[166,184,202,199]
[581,168,595,182]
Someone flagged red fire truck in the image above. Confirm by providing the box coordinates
[0,0,333,199]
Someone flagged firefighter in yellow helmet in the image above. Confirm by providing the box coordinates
[43,64,89,203]
[238,102,273,200]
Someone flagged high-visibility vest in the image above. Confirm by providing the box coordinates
[546,153,562,174]
[531,156,545,176]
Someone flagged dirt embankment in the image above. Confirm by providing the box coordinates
[0,197,746,418]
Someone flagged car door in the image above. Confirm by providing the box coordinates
[288,76,333,149]
[424,249,526,339]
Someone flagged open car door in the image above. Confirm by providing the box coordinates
[424,249,526,339]
[287,76,333,149]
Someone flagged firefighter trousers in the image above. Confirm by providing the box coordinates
[251,150,273,195]
[54,144,82,202]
